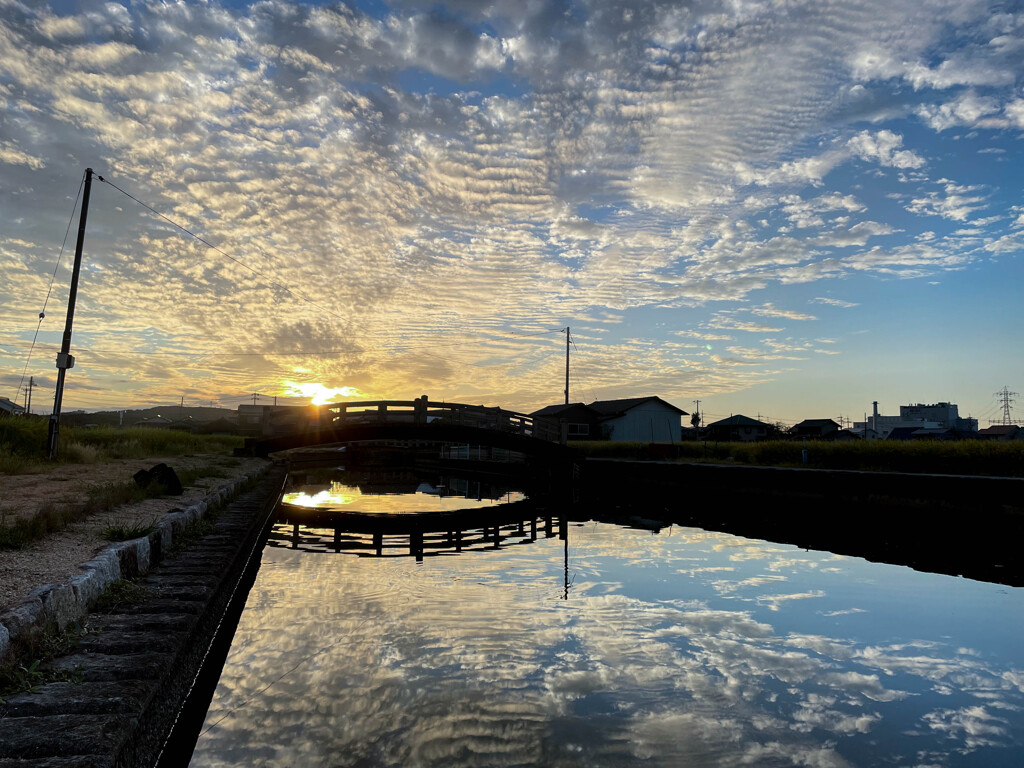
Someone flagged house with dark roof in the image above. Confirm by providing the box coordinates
[978,425,1023,441]
[705,414,773,442]
[531,396,687,442]
[529,403,602,440]
[790,419,841,439]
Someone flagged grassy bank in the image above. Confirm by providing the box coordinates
[0,419,242,474]
[571,439,1024,477]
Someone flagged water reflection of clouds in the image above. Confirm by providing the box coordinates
[192,523,1024,767]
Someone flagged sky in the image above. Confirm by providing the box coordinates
[1,0,1023,426]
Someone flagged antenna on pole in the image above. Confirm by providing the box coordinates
[46,167,94,459]
[563,326,570,405]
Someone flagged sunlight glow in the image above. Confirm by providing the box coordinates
[284,381,366,405]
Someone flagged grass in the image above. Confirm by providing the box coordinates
[0,446,247,550]
[0,619,89,703]
[0,419,242,475]
[93,578,149,613]
[571,439,1024,477]
[101,517,158,542]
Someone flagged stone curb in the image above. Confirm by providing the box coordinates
[0,464,269,667]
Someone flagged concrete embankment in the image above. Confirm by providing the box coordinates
[582,459,1024,586]
[0,465,285,767]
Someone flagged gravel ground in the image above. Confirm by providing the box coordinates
[0,455,269,611]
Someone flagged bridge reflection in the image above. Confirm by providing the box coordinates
[269,511,567,563]
[272,467,568,564]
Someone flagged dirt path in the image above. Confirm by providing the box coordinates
[0,455,269,611]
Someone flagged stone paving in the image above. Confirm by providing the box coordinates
[0,466,285,767]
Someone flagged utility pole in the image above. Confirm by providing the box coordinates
[24,376,34,416]
[251,392,260,406]
[563,326,570,405]
[692,399,701,428]
[46,167,93,459]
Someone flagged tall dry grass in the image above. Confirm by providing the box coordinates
[0,419,242,474]
[571,438,1024,477]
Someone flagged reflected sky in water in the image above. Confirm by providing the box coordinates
[191,518,1024,768]
[282,481,525,514]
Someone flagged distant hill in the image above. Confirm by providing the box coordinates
[61,406,237,428]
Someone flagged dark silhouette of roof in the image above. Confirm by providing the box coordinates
[585,396,687,417]
[979,425,1021,436]
[707,414,771,428]
[530,402,597,418]
[793,418,839,429]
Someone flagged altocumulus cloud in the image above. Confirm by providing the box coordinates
[1,0,1022,409]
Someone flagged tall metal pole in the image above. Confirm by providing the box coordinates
[564,326,570,405]
[46,168,93,459]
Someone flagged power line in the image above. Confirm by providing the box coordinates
[13,173,85,403]
[96,174,352,327]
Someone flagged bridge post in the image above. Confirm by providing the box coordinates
[415,395,428,425]
[377,403,387,422]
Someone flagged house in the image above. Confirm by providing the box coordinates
[530,396,688,442]
[977,425,1023,441]
[705,414,774,442]
[587,397,688,442]
[0,397,25,417]
[790,419,841,439]
[529,403,602,440]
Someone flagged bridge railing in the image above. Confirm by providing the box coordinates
[319,397,562,443]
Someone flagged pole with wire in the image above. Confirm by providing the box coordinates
[46,168,93,459]
[563,326,570,405]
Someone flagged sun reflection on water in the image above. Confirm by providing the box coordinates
[281,482,526,514]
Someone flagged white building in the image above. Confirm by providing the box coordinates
[588,397,688,442]
[853,401,978,439]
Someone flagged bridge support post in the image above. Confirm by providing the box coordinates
[415,395,428,425]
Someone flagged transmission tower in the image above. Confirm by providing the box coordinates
[991,386,1018,426]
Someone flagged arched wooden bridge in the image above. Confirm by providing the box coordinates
[245,396,574,461]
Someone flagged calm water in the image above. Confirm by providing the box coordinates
[190,480,1024,767]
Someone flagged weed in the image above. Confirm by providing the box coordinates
[177,466,231,487]
[61,441,103,464]
[101,517,158,542]
[93,578,149,613]
[0,620,89,702]
[0,478,170,551]
[169,516,217,555]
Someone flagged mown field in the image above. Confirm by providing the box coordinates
[571,438,1024,477]
[0,418,242,474]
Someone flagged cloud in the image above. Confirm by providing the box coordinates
[847,130,925,169]
[810,297,859,308]
[1,0,1022,410]
[907,181,988,221]
[917,90,1002,131]
[751,304,817,321]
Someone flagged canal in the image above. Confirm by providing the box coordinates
[185,467,1024,767]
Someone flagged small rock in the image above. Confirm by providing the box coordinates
[132,463,183,496]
